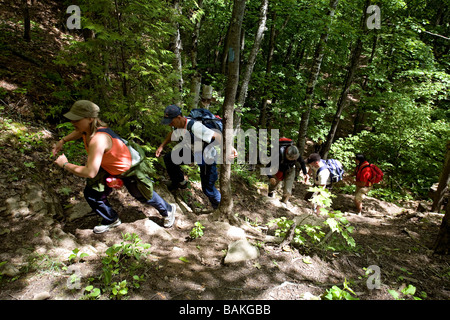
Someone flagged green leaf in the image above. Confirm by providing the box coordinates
[103,268,112,286]
[91,288,101,297]
[119,288,128,295]
[402,284,416,296]
[179,256,190,263]
[326,218,339,232]
[68,254,77,262]
[388,289,401,300]
[79,253,89,259]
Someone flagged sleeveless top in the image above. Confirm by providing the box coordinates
[83,127,132,175]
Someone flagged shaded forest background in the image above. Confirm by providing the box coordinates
[1,0,449,207]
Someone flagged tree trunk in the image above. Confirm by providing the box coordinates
[220,21,232,75]
[297,0,339,156]
[216,0,246,223]
[434,199,450,254]
[234,0,268,130]
[114,0,128,98]
[432,141,450,212]
[22,0,31,42]
[353,33,378,135]
[188,0,204,109]
[171,0,183,106]
[321,0,369,159]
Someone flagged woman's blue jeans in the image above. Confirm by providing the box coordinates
[84,177,170,225]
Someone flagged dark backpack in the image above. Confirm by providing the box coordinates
[279,137,294,147]
[278,137,295,164]
[317,159,345,184]
[186,108,223,133]
[360,164,384,185]
[186,109,222,165]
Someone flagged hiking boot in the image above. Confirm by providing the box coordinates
[168,180,188,191]
[93,219,121,234]
[164,203,176,228]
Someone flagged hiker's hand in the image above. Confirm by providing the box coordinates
[54,154,68,168]
[155,146,163,158]
[269,178,277,186]
[303,174,310,184]
[52,140,64,156]
[228,147,238,160]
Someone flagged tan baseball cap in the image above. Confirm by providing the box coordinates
[63,100,100,121]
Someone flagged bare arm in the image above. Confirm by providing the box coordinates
[52,130,84,156]
[54,133,109,179]
[155,131,173,157]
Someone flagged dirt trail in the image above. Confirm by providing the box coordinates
[0,161,449,300]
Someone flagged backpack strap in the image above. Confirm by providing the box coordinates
[186,118,195,132]
[97,128,142,167]
[279,146,286,164]
[316,160,327,181]
[357,164,373,186]
[356,163,368,176]
[360,164,371,172]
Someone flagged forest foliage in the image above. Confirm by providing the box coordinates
[6,0,450,200]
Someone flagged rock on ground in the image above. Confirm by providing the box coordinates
[224,239,260,264]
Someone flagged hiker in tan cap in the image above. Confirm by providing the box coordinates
[62,100,100,120]
[52,100,177,233]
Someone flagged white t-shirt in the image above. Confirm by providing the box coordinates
[171,119,215,143]
[309,161,331,186]
[171,119,217,164]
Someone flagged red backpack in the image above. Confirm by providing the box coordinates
[360,164,384,185]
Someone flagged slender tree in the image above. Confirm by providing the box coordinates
[434,192,450,255]
[171,0,184,106]
[216,0,247,223]
[188,0,204,109]
[22,0,31,42]
[353,33,378,135]
[258,10,290,128]
[114,0,129,98]
[235,0,269,130]
[432,141,450,213]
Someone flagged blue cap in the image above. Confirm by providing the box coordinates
[161,104,182,125]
